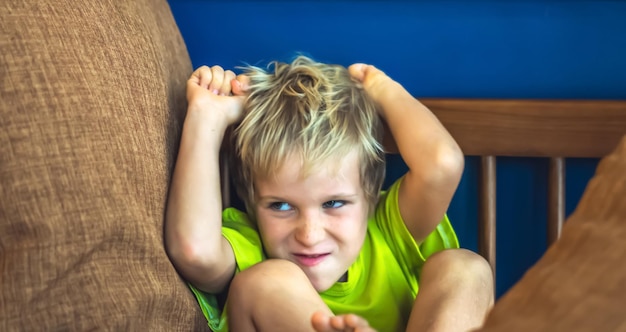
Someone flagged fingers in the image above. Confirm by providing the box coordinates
[220,70,236,95]
[206,66,229,95]
[185,65,247,124]
[189,65,239,96]
[189,65,213,89]
[207,66,232,95]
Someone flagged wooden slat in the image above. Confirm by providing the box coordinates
[548,157,565,245]
[220,127,234,209]
[424,99,626,158]
[220,151,230,209]
[479,156,497,278]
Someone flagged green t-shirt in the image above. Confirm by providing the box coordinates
[190,177,459,331]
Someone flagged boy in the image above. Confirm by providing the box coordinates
[165,56,494,331]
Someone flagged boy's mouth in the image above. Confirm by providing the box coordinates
[292,253,330,267]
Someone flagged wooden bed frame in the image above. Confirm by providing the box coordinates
[446,99,626,331]
[423,98,626,281]
[221,98,625,276]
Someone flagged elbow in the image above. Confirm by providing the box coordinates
[165,231,235,294]
[443,143,465,175]
[165,232,215,272]
[431,143,465,186]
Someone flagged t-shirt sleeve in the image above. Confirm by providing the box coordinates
[187,207,266,332]
[220,208,265,272]
[374,176,460,277]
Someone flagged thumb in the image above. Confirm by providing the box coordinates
[348,63,369,83]
[231,74,250,96]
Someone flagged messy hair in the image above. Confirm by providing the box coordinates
[232,55,385,216]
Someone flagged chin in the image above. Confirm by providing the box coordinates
[311,280,333,293]
[307,272,344,293]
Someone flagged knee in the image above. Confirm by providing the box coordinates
[423,249,494,290]
[228,259,310,307]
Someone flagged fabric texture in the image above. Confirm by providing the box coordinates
[476,136,626,332]
[0,0,208,330]
[192,177,459,332]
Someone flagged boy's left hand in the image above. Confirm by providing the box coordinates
[348,63,402,116]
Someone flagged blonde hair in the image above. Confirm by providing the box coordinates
[232,55,385,215]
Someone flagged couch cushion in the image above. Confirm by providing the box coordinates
[0,0,207,330]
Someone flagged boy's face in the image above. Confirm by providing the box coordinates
[254,151,369,292]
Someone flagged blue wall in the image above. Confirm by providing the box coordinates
[168,0,626,297]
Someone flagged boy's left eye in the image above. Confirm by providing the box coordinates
[322,200,345,209]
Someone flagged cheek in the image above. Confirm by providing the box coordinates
[333,208,369,239]
[256,216,292,249]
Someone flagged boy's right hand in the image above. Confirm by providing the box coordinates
[186,65,249,128]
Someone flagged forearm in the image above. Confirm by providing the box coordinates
[165,110,228,268]
[378,83,463,179]
[377,81,464,241]
[349,63,463,240]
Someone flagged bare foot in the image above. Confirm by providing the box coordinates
[311,311,377,332]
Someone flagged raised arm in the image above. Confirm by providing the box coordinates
[165,65,247,293]
[349,64,464,244]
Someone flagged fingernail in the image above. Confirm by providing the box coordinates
[212,89,219,95]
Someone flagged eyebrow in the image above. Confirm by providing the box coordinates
[325,194,359,200]
[257,195,286,202]
[257,194,359,202]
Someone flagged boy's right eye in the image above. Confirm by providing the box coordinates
[268,202,292,211]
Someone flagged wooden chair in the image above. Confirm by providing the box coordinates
[424,99,626,283]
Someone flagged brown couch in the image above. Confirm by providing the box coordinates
[3,0,625,331]
[1,0,208,330]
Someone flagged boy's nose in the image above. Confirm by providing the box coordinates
[295,212,325,247]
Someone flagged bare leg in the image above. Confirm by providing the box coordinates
[407,249,494,332]
[227,259,333,332]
